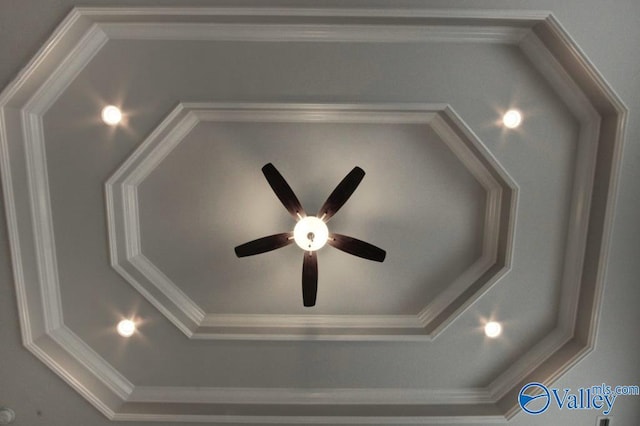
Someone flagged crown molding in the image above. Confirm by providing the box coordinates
[130,386,493,405]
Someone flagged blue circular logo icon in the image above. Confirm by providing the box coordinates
[519,382,551,415]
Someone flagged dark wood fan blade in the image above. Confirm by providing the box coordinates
[302,251,318,307]
[234,233,293,257]
[317,166,365,221]
[262,163,305,219]
[328,233,386,262]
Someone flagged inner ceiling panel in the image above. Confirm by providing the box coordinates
[138,120,484,315]
[41,36,578,390]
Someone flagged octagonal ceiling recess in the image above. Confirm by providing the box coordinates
[107,102,515,339]
[0,6,626,424]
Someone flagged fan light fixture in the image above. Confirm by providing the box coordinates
[293,216,329,251]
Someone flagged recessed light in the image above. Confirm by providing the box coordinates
[502,109,522,129]
[101,105,122,125]
[484,321,502,338]
[116,319,136,337]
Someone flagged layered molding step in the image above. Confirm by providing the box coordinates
[0,6,626,423]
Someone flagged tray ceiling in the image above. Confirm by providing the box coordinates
[0,6,626,424]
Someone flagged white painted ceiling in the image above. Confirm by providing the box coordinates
[0,1,639,425]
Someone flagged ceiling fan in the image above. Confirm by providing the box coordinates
[234,163,386,307]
